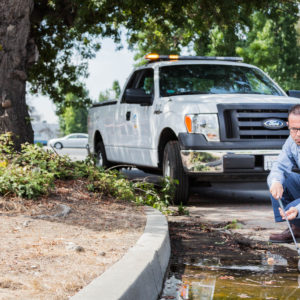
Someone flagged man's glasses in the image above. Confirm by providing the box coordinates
[289,128,300,134]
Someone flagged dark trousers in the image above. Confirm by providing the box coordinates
[271,172,300,228]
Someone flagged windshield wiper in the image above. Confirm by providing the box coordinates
[168,91,213,96]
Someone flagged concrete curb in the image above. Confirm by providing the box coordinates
[71,206,170,300]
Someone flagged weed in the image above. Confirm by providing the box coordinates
[224,219,242,230]
[177,202,189,216]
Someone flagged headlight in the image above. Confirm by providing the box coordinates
[184,114,220,141]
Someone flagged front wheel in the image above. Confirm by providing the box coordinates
[54,142,63,149]
[163,141,189,205]
[95,141,110,168]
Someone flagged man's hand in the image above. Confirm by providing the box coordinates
[270,181,283,200]
[279,207,298,220]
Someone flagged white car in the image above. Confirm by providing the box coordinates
[48,133,88,149]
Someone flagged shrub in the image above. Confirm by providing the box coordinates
[0,134,177,213]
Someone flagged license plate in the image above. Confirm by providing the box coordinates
[264,155,278,171]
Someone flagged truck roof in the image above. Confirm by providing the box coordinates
[139,59,258,70]
[144,53,243,63]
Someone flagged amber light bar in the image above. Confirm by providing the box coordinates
[144,53,243,63]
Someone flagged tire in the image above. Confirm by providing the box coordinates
[163,141,190,205]
[95,141,110,168]
[54,142,63,149]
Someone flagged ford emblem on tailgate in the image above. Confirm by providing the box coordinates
[263,119,286,130]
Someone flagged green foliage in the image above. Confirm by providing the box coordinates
[27,0,291,109]
[98,80,121,102]
[177,202,189,216]
[224,219,242,230]
[0,166,54,199]
[236,6,300,90]
[88,171,176,213]
[98,90,111,102]
[0,134,174,213]
[129,2,300,90]
[58,93,88,135]
[29,0,190,108]
[112,80,121,98]
[0,133,15,159]
[0,134,94,198]
[128,1,279,63]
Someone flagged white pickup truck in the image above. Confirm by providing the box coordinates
[88,54,300,204]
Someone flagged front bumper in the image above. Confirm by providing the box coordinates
[178,132,283,174]
[180,149,281,174]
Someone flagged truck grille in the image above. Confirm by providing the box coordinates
[218,104,292,141]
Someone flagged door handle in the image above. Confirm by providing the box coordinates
[126,111,131,121]
[154,104,163,114]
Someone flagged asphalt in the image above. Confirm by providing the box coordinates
[71,206,170,300]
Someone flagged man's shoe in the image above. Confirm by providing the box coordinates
[269,224,300,243]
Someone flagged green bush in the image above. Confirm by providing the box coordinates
[0,166,54,198]
[0,134,177,213]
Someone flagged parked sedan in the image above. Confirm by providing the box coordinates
[47,133,88,149]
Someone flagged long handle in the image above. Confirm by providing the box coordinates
[278,198,300,251]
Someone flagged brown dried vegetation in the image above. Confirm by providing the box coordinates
[0,179,146,299]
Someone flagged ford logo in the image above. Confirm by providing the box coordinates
[263,119,286,130]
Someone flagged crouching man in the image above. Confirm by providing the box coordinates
[268,104,300,243]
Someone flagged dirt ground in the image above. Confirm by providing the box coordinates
[0,179,146,300]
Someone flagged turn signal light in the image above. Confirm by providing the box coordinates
[145,53,160,60]
[144,53,180,62]
[169,54,179,60]
[185,115,192,133]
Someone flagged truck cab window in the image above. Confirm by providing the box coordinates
[122,69,154,104]
[159,65,283,97]
[137,69,154,95]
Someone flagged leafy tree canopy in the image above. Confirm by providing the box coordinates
[128,1,300,90]
[28,0,288,110]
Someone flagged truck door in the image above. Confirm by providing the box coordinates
[114,68,154,165]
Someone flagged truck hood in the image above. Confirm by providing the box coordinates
[166,94,300,114]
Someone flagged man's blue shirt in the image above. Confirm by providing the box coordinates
[267,135,300,187]
[267,135,300,217]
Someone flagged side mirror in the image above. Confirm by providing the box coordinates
[287,90,300,99]
[124,88,153,105]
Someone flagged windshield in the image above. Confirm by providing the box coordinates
[159,64,283,97]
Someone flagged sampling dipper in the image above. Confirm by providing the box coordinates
[278,197,300,270]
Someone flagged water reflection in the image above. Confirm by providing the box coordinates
[160,254,300,300]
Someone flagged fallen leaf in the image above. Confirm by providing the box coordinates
[263,280,275,285]
[219,275,234,280]
[238,294,251,298]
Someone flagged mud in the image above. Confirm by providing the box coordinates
[161,217,300,299]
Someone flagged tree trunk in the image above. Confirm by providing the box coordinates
[0,0,34,149]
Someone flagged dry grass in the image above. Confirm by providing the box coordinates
[0,179,146,299]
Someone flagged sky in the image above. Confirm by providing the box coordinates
[28,38,135,124]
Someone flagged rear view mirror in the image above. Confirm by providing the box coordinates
[124,88,153,105]
[287,90,300,99]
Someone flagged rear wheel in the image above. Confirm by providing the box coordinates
[163,141,189,205]
[95,141,110,168]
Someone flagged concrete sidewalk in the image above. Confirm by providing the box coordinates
[71,206,170,300]
[187,192,297,252]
